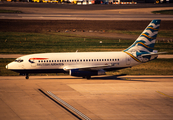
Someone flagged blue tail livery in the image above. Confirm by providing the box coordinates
[123,20,163,63]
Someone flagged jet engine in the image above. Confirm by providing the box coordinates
[69,69,106,78]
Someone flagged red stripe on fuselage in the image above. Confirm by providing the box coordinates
[29,58,48,60]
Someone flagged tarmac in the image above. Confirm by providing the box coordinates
[0,75,173,120]
[1,13,173,20]
[0,2,173,20]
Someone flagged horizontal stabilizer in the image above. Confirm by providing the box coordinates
[141,52,167,56]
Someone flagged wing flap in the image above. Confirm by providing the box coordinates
[63,64,112,71]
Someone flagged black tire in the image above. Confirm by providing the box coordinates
[26,74,29,79]
[86,76,91,79]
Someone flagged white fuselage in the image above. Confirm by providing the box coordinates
[6,51,140,74]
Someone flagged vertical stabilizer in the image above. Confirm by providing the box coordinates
[123,20,161,62]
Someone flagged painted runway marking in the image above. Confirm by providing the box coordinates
[38,89,82,120]
[156,91,173,99]
[47,91,91,120]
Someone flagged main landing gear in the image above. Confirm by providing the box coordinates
[82,76,91,79]
[20,73,29,79]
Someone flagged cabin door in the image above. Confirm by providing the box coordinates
[31,60,37,67]
[126,56,131,65]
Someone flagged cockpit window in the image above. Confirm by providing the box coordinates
[15,59,24,63]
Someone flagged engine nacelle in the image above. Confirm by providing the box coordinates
[70,69,105,77]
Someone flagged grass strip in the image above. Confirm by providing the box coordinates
[0,9,22,13]
[0,32,132,54]
[108,59,173,75]
[0,58,18,76]
[152,10,173,15]
[109,30,173,38]
[0,32,173,54]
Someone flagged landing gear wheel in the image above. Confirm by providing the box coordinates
[86,76,91,79]
[26,74,29,79]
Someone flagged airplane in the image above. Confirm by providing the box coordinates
[6,19,164,79]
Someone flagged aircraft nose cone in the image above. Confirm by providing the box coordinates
[6,65,8,69]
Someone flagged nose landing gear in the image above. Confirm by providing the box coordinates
[20,73,29,79]
[26,74,29,79]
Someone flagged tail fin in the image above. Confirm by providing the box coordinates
[124,19,161,53]
[123,20,161,62]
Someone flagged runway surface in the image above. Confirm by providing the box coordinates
[1,2,173,20]
[0,75,173,120]
[1,13,173,20]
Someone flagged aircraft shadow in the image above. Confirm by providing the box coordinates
[91,75,157,82]
[38,74,158,82]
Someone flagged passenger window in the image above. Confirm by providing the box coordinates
[107,59,109,61]
[83,59,85,62]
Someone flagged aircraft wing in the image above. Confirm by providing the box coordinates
[63,64,114,71]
